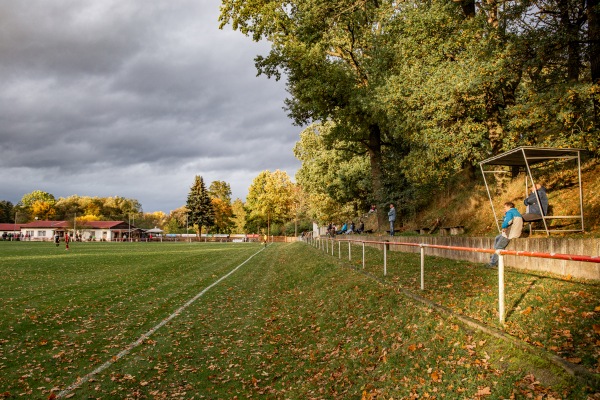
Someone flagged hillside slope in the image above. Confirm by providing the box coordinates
[402,158,600,237]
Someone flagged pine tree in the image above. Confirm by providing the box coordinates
[186,175,215,237]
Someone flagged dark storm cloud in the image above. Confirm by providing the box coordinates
[0,0,301,211]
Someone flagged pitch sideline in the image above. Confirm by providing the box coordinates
[56,245,267,399]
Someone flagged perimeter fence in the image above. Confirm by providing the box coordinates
[303,236,600,324]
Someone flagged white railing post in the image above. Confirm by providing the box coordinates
[384,241,388,276]
[498,251,505,325]
[348,241,351,261]
[420,244,425,290]
[338,241,341,259]
[362,242,365,269]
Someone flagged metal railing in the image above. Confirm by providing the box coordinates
[304,236,600,324]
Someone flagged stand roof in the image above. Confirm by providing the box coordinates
[479,147,585,235]
[479,146,584,167]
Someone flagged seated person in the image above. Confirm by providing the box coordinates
[522,183,549,222]
[337,222,347,235]
[346,221,355,234]
[356,221,364,234]
[327,223,336,236]
[487,201,523,268]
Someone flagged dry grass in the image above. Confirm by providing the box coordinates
[406,158,600,237]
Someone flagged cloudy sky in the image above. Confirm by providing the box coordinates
[0,0,301,213]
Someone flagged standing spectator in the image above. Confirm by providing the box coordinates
[65,233,70,250]
[54,234,60,247]
[388,204,396,236]
[522,183,549,222]
[487,201,523,268]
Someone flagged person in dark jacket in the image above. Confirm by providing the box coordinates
[522,183,548,222]
[388,204,396,236]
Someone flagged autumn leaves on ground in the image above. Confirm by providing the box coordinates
[0,242,598,399]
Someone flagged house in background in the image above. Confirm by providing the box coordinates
[0,223,24,240]
[19,220,70,241]
[78,221,140,241]
[15,220,140,242]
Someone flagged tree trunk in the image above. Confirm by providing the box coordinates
[457,0,476,18]
[559,1,582,82]
[589,0,600,121]
[367,124,385,231]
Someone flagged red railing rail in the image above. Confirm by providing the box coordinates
[305,236,600,323]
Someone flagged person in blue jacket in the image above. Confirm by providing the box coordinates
[487,201,523,268]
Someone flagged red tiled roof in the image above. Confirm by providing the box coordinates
[0,223,23,231]
[20,220,70,228]
[17,220,128,229]
[80,221,125,229]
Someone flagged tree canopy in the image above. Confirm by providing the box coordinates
[245,170,295,234]
[221,0,600,226]
[186,175,215,236]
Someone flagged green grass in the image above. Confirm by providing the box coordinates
[0,241,597,398]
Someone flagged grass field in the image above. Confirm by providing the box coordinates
[0,241,598,399]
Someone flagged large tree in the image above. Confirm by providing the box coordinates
[222,0,599,230]
[19,190,56,220]
[245,170,295,236]
[186,175,215,237]
[208,180,234,233]
[0,200,14,223]
[220,0,401,228]
[293,121,370,223]
[231,199,247,234]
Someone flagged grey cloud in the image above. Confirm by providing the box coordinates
[0,0,301,211]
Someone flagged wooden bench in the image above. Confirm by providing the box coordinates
[440,226,465,236]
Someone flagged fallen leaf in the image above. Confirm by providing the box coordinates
[477,386,492,396]
[520,306,533,315]
[593,325,600,334]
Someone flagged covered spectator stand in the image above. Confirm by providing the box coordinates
[479,147,585,235]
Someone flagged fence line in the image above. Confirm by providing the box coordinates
[304,236,600,324]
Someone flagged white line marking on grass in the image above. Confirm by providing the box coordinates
[56,246,266,399]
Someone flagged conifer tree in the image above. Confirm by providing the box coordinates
[186,175,215,237]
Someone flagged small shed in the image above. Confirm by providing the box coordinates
[479,146,585,235]
[145,227,164,235]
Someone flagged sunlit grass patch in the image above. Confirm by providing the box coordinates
[0,241,595,398]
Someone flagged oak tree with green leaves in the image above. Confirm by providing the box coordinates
[293,121,370,223]
[221,0,600,230]
[220,0,401,228]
